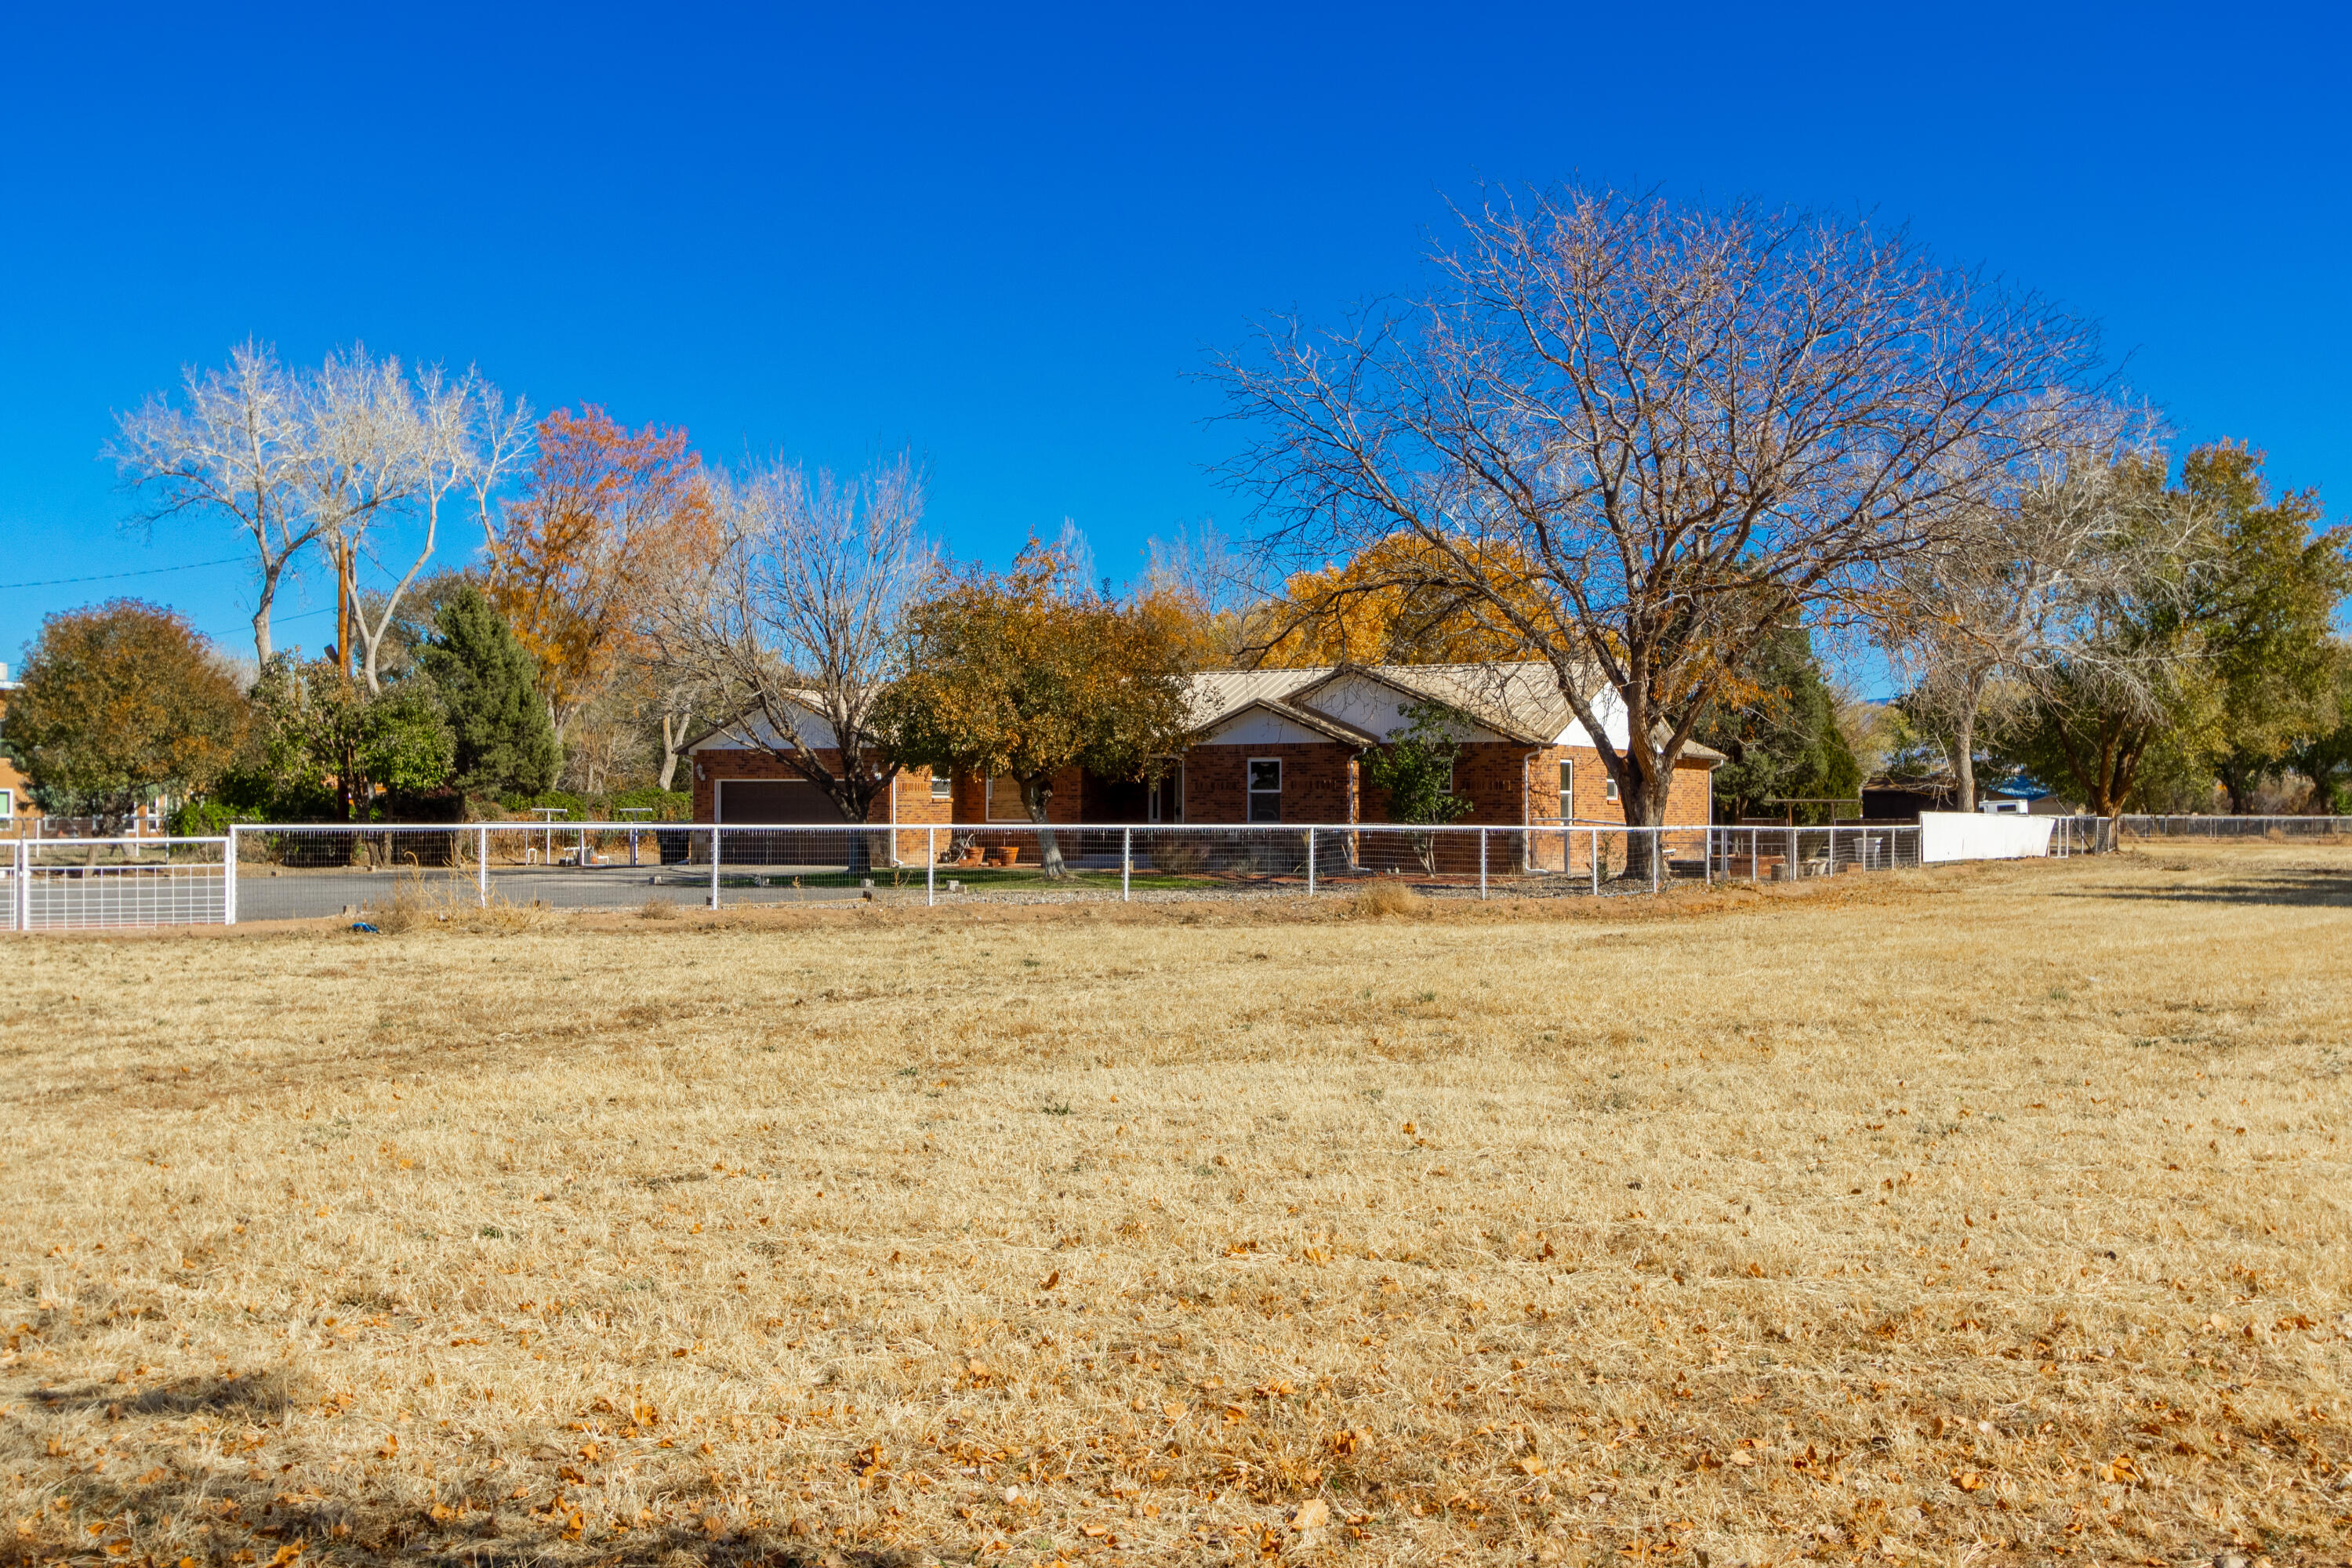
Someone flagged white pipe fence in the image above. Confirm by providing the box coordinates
[0,820,1976,929]
[6,836,234,931]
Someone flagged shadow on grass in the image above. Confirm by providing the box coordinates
[5,1370,921,1564]
[2059,868,2352,908]
[31,1367,308,1420]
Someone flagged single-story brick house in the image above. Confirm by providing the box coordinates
[686,662,1720,871]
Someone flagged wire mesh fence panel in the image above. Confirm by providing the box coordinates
[9,817,1955,931]
[23,838,230,929]
[231,824,717,922]
[2120,815,2352,839]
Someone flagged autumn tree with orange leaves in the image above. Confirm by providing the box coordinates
[485,407,717,753]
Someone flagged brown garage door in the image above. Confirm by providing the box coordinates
[715,779,847,824]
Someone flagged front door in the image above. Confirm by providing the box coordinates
[1146,768,1183,823]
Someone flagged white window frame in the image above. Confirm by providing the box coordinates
[929,766,952,801]
[1604,776,1619,802]
[1247,757,1283,823]
[1557,760,1573,821]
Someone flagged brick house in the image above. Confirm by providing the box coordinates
[687,663,1719,871]
[681,696,952,867]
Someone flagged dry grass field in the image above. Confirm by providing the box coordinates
[4,842,2350,1568]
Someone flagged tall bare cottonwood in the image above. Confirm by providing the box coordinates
[1216,185,2103,868]
[1885,425,2176,810]
[111,342,314,666]
[647,452,931,826]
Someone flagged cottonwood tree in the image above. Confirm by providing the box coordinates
[336,360,532,695]
[2187,444,2351,811]
[487,406,713,747]
[111,344,529,691]
[1215,184,2103,874]
[0,601,249,835]
[111,342,315,666]
[1882,426,2167,811]
[1999,453,2223,817]
[877,540,1197,877]
[644,452,931,827]
[2005,444,2349,818]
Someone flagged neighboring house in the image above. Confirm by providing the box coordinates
[687,662,1722,870]
[680,697,953,867]
[1864,773,2075,820]
[0,663,32,837]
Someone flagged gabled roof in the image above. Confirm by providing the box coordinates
[1209,695,1385,746]
[1192,660,1724,764]
[681,689,833,754]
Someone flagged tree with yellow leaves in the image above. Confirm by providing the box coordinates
[880,541,1198,877]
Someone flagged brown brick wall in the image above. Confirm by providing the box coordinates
[1182,744,1354,825]
[691,746,950,865]
[695,735,1715,872]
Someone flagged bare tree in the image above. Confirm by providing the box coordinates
[338,363,532,695]
[1882,421,2179,809]
[1214,185,2103,872]
[111,342,314,666]
[646,452,932,825]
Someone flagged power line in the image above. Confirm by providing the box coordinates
[0,556,249,592]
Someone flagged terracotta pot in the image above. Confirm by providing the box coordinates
[996,846,1022,867]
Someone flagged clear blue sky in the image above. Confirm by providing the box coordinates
[2,2,2345,681]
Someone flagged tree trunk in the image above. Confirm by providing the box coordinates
[1947,709,1978,814]
[1021,775,1065,878]
[1615,755,1671,883]
[658,710,691,793]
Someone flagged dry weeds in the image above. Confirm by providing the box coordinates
[1350,881,1425,920]
[4,842,2349,1568]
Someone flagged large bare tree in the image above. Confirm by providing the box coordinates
[111,342,314,666]
[1882,420,2192,810]
[111,344,529,691]
[1215,185,2103,868]
[645,451,931,824]
[336,360,532,695]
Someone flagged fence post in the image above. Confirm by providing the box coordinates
[14,836,27,932]
[477,826,489,907]
[709,826,721,910]
[927,826,937,907]
[1478,829,1486,900]
[1590,828,1599,897]
[1123,827,1133,902]
[1650,828,1660,895]
[222,833,238,926]
[1751,827,1759,885]
[1305,827,1316,898]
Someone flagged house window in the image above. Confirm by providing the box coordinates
[1247,757,1282,823]
[930,767,951,801]
[1604,777,1619,802]
[1557,760,1573,821]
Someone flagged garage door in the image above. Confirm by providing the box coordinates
[715,779,848,824]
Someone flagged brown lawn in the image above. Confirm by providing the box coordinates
[2,840,2349,1568]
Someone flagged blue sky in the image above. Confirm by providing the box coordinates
[2,2,2346,685]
